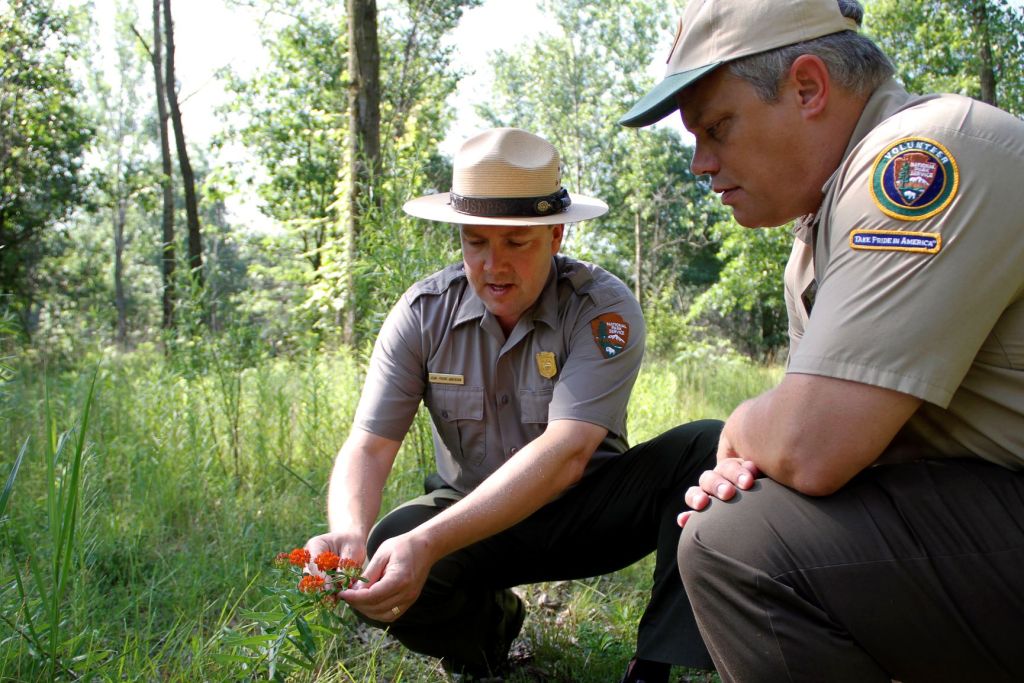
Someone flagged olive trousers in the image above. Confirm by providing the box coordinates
[361,419,722,673]
[679,458,1024,683]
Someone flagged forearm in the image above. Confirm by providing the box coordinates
[723,374,921,495]
[407,420,603,565]
[326,431,399,539]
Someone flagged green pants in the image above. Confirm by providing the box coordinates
[360,420,721,673]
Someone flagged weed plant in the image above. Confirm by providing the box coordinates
[0,343,778,681]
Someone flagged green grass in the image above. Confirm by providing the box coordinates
[0,347,780,681]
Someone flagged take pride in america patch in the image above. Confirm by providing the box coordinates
[870,137,958,221]
[849,229,941,254]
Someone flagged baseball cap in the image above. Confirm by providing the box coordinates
[619,0,859,127]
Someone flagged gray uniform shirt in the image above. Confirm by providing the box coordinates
[784,78,1024,468]
[354,254,645,493]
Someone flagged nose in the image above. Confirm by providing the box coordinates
[690,143,718,177]
[482,243,507,274]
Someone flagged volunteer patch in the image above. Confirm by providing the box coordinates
[870,137,958,221]
[591,313,629,359]
[850,229,941,254]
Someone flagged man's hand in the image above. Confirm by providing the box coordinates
[678,438,760,530]
[339,532,432,623]
[304,530,368,569]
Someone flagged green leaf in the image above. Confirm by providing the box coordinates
[0,437,29,520]
[293,614,318,658]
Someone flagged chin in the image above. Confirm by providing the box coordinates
[732,208,793,229]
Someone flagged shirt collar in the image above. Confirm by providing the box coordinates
[451,257,560,331]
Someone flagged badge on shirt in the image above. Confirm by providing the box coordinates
[591,313,630,359]
[428,372,464,385]
[870,137,958,221]
[535,351,557,379]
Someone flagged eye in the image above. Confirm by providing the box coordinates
[706,118,728,142]
[507,240,527,248]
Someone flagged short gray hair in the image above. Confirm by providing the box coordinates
[728,0,894,102]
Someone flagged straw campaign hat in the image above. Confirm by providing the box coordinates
[403,128,608,226]
[620,0,859,127]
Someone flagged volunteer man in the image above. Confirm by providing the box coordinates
[306,128,720,681]
[622,0,1024,681]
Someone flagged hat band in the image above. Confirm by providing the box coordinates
[449,188,571,218]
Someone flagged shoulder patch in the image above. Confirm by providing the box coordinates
[870,137,958,221]
[849,229,941,254]
[591,313,629,359]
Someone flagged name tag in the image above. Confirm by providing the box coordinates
[429,372,464,385]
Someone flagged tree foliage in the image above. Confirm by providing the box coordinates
[481,0,727,313]
[865,0,1024,115]
[0,0,92,323]
[221,0,479,345]
[3,0,1017,362]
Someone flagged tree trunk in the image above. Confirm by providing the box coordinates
[113,197,128,349]
[345,0,380,344]
[971,0,998,107]
[162,0,203,292]
[633,209,642,307]
[137,1,177,331]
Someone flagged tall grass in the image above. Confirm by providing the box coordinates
[0,346,779,681]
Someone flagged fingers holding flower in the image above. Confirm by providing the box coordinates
[273,547,368,612]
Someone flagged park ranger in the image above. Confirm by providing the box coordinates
[621,0,1024,681]
[305,128,721,681]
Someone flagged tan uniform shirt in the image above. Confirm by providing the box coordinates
[784,78,1024,469]
[354,254,645,493]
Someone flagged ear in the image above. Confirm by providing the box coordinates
[550,224,565,253]
[788,54,830,120]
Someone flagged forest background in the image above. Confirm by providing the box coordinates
[1,0,1022,681]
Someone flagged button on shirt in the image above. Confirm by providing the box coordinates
[354,254,645,493]
[784,78,1024,469]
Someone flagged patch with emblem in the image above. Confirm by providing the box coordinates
[591,313,630,359]
[850,229,941,254]
[535,351,557,379]
[870,137,958,221]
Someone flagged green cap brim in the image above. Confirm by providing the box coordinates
[618,62,721,128]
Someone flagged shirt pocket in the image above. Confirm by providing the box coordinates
[519,387,553,425]
[432,385,486,466]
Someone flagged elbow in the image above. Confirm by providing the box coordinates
[771,447,857,497]
[561,448,591,486]
[786,471,847,497]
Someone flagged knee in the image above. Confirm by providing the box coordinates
[367,504,434,556]
[677,480,793,589]
[649,419,723,472]
[669,419,725,450]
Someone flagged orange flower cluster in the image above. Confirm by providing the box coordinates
[273,547,368,606]
[288,548,311,567]
[315,551,341,572]
[298,575,326,593]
